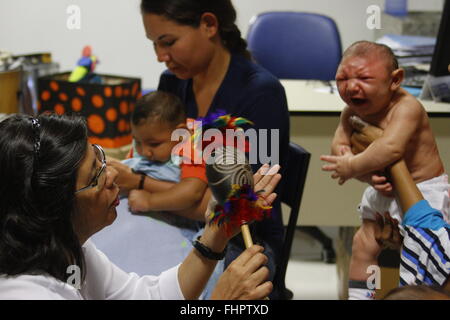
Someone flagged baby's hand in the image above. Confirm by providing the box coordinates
[128,189,152,212]
[107,159,137,191]
[371,174,394,197]
[374,212,402,250]
[320,146,355,185]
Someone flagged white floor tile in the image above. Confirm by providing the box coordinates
[285,260,339,300]
[284,227,340,300]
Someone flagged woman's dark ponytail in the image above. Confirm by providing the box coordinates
[219,23,251,60]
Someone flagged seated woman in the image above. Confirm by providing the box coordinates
[0,113,280,300]
[140,0,291,299]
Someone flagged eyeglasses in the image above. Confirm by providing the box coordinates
[75,144,107,194]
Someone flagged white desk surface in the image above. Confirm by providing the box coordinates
[281,80,450,115]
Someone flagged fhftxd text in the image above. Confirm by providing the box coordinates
[179,303,269,317]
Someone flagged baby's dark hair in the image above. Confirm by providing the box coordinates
[342,40,399,72]
[131,91,186,127]
[383,284,450,300]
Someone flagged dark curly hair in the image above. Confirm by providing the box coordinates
[383,284,450,300]
[140,0,251,59]
[0,113,88,283]
[132,90,186,127]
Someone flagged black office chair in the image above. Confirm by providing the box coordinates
[273,142,310,300]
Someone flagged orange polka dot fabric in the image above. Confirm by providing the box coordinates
[38,72,141,148]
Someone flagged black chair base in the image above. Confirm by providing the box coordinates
[270,284,294,300]
[283,287,294,300]
[321,247,336,264]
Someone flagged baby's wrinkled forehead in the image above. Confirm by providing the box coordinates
[341,41,398,72]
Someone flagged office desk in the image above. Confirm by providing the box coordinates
[281,80,450,226]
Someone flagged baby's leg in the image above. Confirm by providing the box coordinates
[348,219,383,299]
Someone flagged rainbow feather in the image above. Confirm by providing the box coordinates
[208,184,272,236]
[191,110,253,154]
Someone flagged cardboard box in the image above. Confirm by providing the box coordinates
[0,69,21,114]
[38,72,141,148]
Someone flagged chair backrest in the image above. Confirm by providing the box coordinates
[274,142,310,296]
[247,11,342,81]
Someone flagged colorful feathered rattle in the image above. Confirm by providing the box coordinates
[196,110,272,247]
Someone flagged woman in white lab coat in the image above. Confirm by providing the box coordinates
[0,113,279,300]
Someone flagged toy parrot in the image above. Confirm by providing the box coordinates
[69,45,100,83]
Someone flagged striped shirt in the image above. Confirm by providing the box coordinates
[400,200,450,286]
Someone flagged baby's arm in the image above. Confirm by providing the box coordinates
[322,100,423,183]
[175,188,212,222]
[128,178,208,220]
[350,101,422,176]
[330,107,382,184]
[108,159,175,193]
[331,106,353,155]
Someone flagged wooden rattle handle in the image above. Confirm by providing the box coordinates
[240,223,270,300]
[240,224,254,248]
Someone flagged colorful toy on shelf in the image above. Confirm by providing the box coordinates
[69,45,101,83]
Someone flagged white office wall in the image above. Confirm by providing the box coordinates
[0,0,163,89]
[0,0,444,89]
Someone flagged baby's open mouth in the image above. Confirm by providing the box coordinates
[351,98,367,106]
[110,193,120,208]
